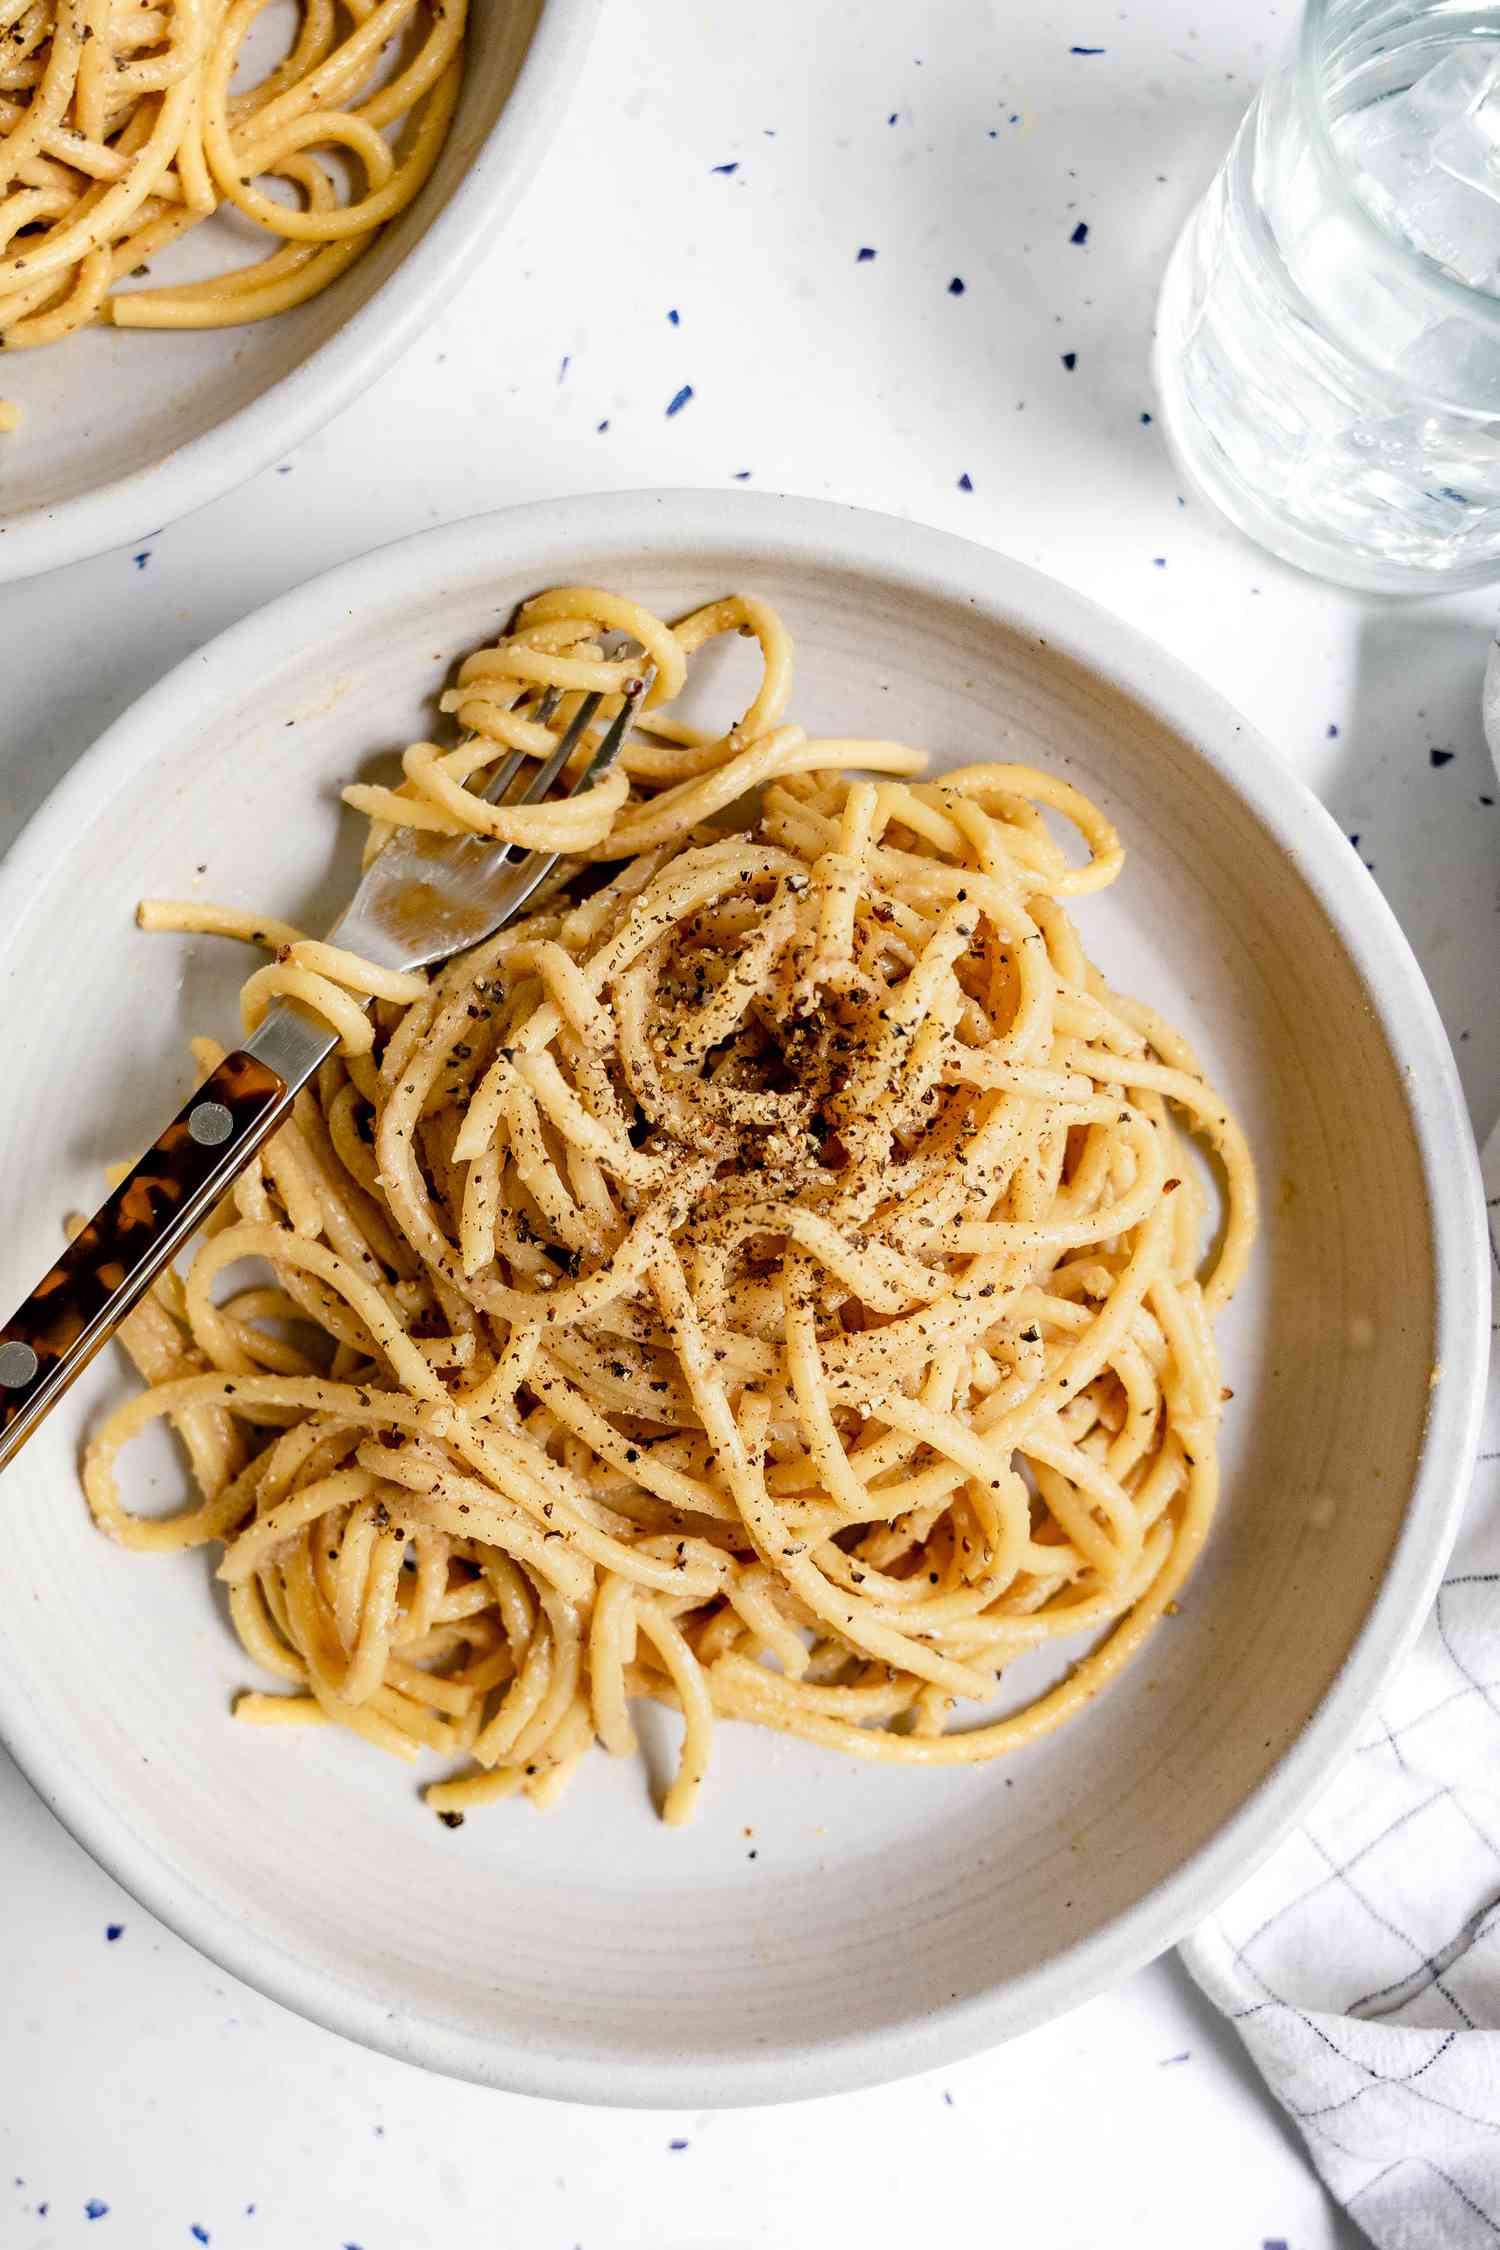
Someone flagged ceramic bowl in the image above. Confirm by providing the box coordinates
[0,491,1485,2102]
[0,0,598,585]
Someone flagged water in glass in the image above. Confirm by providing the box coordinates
[1155,2,1500,593]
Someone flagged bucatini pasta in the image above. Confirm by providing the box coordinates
[84,587,1257,1827]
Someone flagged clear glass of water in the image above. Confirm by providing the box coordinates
[1155,0,1500,594]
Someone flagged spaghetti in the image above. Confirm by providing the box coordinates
[87,587,1257,1826]
[0,0,464,411]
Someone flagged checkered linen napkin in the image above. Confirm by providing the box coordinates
[1180,1123,1500,2246]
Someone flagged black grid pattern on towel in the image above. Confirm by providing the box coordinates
[1184,1177,1500,2246]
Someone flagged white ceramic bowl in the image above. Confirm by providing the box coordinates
[0,0,598,586]
[0,492,1486,2104]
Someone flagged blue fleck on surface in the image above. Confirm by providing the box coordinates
[667,307,679,325]
[887,111,898,124]
[941,2090,955,2107]
[665,385,694,418]
[1071,44,1106,54]
[596,419,610,433]
[558,354,570,384]
[1070,220,1089,244]
[1431,746,1454,766]
[947,275,966,296]
[1061,351,1077,369]
[1139,410,1152,424]
[711,161,738,175]
[190,2228,209,2243]
[1263,2240,1291,2249]
[277,464,292,475]
[856,246,877,262]
[957,473,973,491]
[733,470,752,480]
[1152,556,1166,567]
[132,550,151,570]
[1327,722,1339,737]
[668,2139,690,2151]
[85,2201,109,2221]
[1159,2050,1191,2064]
[105,1923,124,1941]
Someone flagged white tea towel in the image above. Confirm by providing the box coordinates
[1182,1121,1500,2247]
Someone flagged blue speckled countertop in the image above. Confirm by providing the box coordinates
[2,1,1494,2242]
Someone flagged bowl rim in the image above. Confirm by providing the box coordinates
[0,0,601,589]
[0,489,1487,2105]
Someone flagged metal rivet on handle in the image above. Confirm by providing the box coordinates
[0,1341,39,1389]
[188,1100,234,1148]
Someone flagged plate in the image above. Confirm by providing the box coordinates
[0,0,598,586]
[0,491,1486,2103]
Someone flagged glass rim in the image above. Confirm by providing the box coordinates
[1297,0,1500,329]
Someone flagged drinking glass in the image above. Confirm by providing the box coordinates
[1155,0,1500,594]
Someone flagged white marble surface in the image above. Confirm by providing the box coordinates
[2,0,1495,2241]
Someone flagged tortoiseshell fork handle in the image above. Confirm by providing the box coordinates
[0,1051,293,1471]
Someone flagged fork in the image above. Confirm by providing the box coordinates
[0,679,643,1471]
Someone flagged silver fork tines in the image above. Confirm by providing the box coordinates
[246,675,643,1091]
